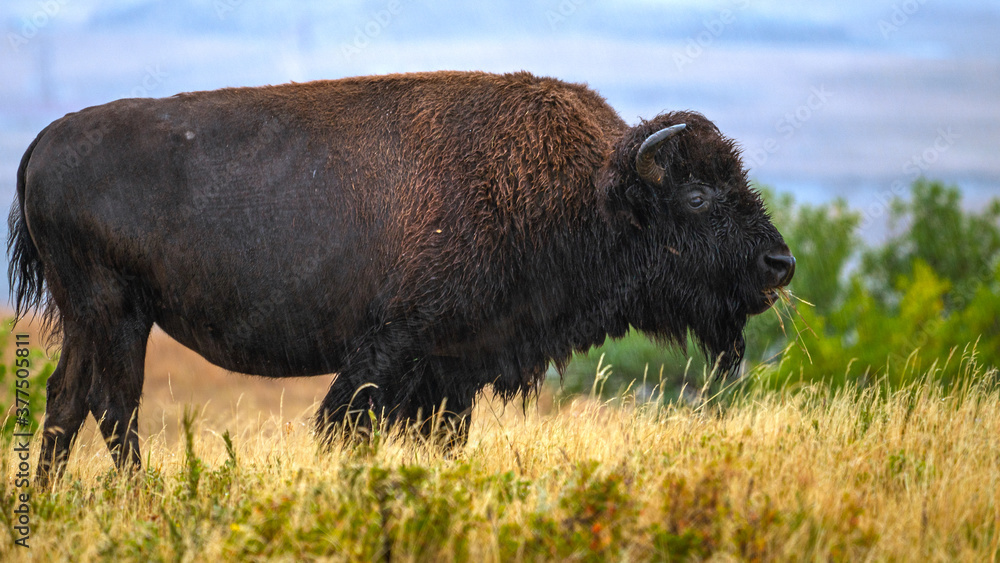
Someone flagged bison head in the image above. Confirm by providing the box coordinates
[602,111,795,377]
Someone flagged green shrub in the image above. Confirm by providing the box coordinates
[558,179,1000,397]
[0,326,56,441]
[772,180,1000,388]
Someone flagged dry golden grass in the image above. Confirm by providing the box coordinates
[139,327,336,445]
[2,322,999,561]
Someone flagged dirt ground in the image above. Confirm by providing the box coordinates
[4,314,556,458]
[4,315,335,451]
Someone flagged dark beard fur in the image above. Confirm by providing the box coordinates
[642,304,747,385]
[691,307,748,383]
[706,331,745,382]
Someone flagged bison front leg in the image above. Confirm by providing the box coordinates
[316,375,384,446]
[315,330,410,447]
[407,394,473,453]
[36,330,93,489]
[403,358,475,452]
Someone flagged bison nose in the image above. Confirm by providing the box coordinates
[762,251,795,287]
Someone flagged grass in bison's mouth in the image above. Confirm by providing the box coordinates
[763,283,796,306]
[752,286,785,316]
[757,286,819,365]
[764,289,780,306]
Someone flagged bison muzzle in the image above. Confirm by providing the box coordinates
[8,71,794,486]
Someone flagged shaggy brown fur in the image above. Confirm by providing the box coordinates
[8,71,793,485]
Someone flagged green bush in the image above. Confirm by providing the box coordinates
[0,326,56,441]
[774,180,1000,388]
[558,179,1000,397]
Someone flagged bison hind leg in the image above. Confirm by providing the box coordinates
[36,330,92,488]
[37,304,151,486]
[86,310,152,475]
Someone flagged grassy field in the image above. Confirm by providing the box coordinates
[2,326,1000,561]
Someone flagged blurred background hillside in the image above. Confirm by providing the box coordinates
[2,0,999,398]
[3,0,999,221]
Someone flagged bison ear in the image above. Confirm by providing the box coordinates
[635,123,686,186]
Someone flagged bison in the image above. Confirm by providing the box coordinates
[9,70,794,486]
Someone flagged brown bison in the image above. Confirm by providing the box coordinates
[9,70,793,485]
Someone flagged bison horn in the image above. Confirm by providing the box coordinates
[635,123,687,186]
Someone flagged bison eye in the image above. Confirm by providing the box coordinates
[688,193,708,211]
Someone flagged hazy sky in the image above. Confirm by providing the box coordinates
[2,0,998,246]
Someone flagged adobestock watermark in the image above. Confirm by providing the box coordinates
[743,85,834,169]
[887,256,997,367]
[901,127,959,177]
[215,0,249,20]
[673,0,751,72]
[50,123,109,183]
[340,0,416,61]
[6,0,71,53]
[11,334,34,548]
[878,0,931,39]
[233,253,325,340]
[48,64,169,183]
[546,0,588,31]
[128,64,169,98]
[858,127,959,232]
[186,111,296,217]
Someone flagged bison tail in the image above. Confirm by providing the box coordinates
[7,128,59,338]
